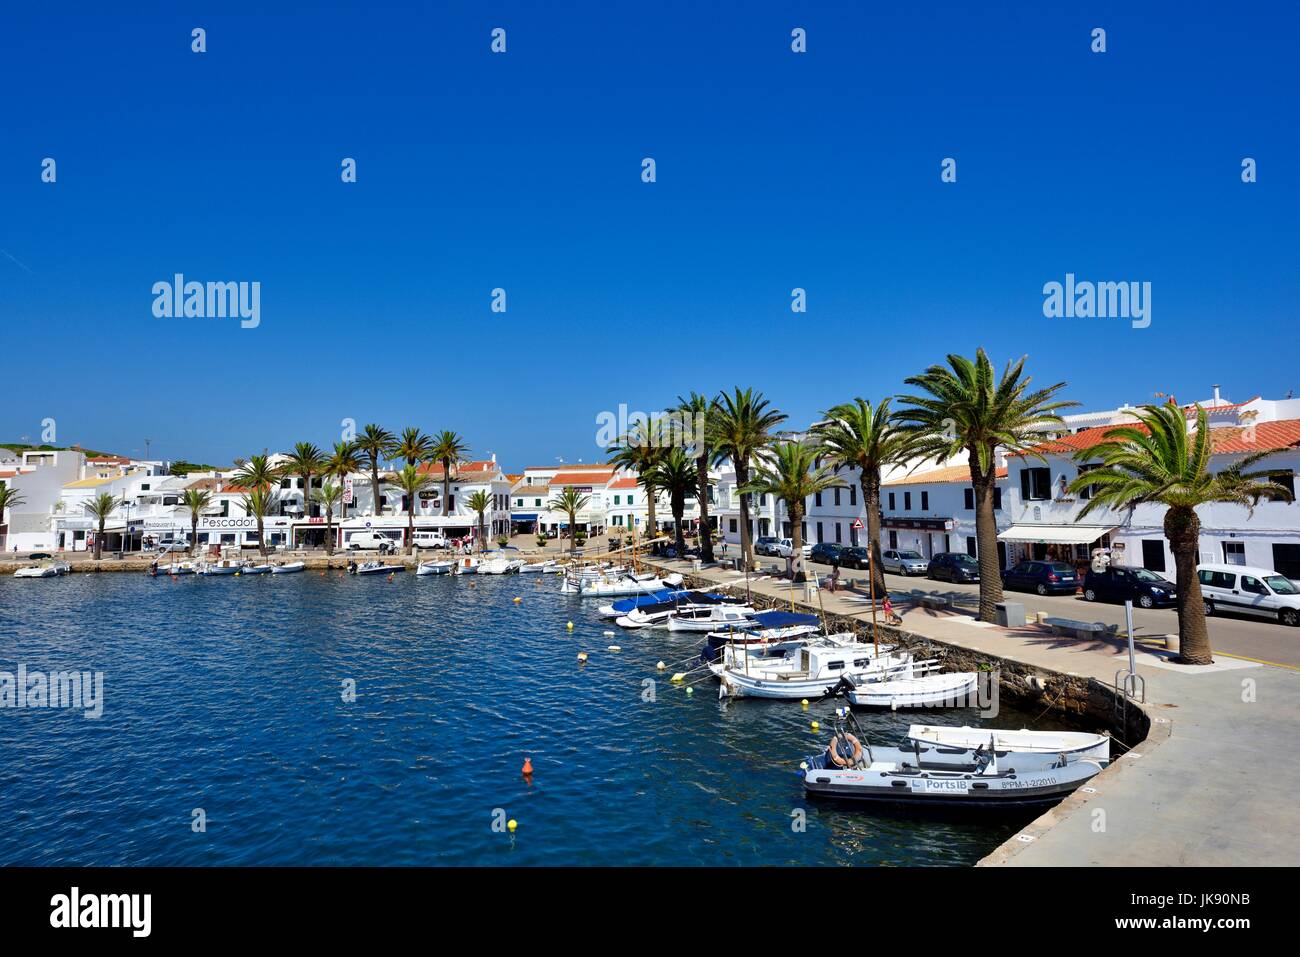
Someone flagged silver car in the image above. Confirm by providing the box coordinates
[881,548,929,575]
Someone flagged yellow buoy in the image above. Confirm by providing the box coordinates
[566,621,574,631]
[800,699,810,708]
[670,672,685,683]
[513,597,522,604]
[507,819,517,833]
[811,721,820,731]
[577,652,588,663]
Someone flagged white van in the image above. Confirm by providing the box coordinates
[1197,563,1300,626]
[411,531,450,550]
[346,531,398,554]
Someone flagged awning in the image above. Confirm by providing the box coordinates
[511,514,538,522]
[997,524,1114,545]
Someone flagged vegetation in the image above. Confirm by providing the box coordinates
[465,489,493,553]
[677,392,717,562]
[739,441,841,582]
[280,442,325,518]
[233,455,280,557]
[0,486,28,550]
[355,424,396,516]
[391,465,435,555]
[311,482,345,556]
[430,431,471,517]
[547,488,590,555]
[323,441,361,522]
[646,447,699,558]
[178,488,212,556]
[710,388,787,570]
[1069,403,1293,664]
[82,492,124,561]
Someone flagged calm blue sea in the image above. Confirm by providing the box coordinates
[0,571,1063,866]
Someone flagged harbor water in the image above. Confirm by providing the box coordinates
[0,571,1075,866]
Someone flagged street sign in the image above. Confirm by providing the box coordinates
[851,519,863,530]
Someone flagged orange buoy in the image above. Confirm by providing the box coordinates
[522,757,533,776]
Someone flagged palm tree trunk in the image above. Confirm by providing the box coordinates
[645,484,657,539]
[326,506,335,556]
[862,475,886,597]
[1166,506,1212,664]
[442,466,451,517]
[673,497,686,556]
[407,507,415,555]
[371,462,382,516]
[790,504,806,582]
[970,451,1003,623]
[696,452,713,562]
[257,516,266,557]
[479,514,487,553]
[736,461,753,571]
[95,519,104,560]
[190,516,199,557]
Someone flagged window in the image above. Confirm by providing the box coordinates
[920,491,929,511]
[849,485,856,507]
[1273,543,1300,580]
[904,492,912,510]
[1241,575,1268,595]
[1267,471,1295,502]
[833,487,841,506]
[515,498,523,507]
[613,495,620,505]
[1199,569,1236,589]
[1141,539,1166,572]
[834,523,842,544]
[964,488,974,510]
[534,499,541,507]
[888,531,898,549]
[1223,541,1246,565]
[1075,464,1101,500]
[994,487,1002,510]
[729,519,737,533]
[1020,467,1052,501]
[814,492,822,507]
[888,492,896,511]
[966,536,977,557]
[816,521,823,542]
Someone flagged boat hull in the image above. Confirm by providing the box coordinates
[803,757,1100,808]
[846,673,980,709]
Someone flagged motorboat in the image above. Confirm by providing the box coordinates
[906,725,1111,769]
[199,559,246,576]
[243,563,273,575]
[417,559,455,576]
[519,560,558,574]
[666,603,759,633]
[801,710,1103,808]
[479,557,524,575]
[840,671,980,710]
[711,637,916,699]
[13,563,59,578]
[154,561,197,576]
[271,561,306,574]
[454,557,482,574]
[558,564,632,594]
[597,588,688,618]
[698,610,822,659]
[350,560,402,576]
[616,591,748,629]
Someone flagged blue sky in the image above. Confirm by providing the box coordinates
[2,1,1296,469]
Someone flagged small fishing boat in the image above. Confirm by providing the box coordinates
[199,559,246,576]
[840,671,980,709]
[13,563,59,578]
[454,557,481,574]
[801,710,1103,808]
[479,557,524,575]
[616,591,749,629]
[711,637,915,699]
[271,561,305,574]
[518,560,558,574]
[350,560,402,576]
[597,588,688,618]
[417,559,455,576]
[156,561,197,576]
[906,725,1111,768]
[698,610,823,659]
[666,603,759,633]
[242,563,273,575]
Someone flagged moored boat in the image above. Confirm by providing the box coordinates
[479,557,524,574]
[350,560,402,576]
[906,725,1111,768]
[666,603,759,633]
[417,559,455,576]
[271,561,306,574]
[518,560,558,574]
[199,559,246,576]
[711,636,914,699]
[243,563,273,575]
[840,672,980,709]
[13,563,60,578]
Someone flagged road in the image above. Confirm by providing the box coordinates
[812,563,1300,669]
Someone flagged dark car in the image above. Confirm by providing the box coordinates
[1083,566,1177,608]
[28,552,54,561]
[927,552,980,583]
[838,546,872,570]
[1002,560,1079,596]
[810,542,847,565]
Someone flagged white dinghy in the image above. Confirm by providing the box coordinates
[907,725,1111,768]
[242,563,273,575]
[199,559,246,576]
[271,561,306,574]
[518,560,557,574]
[13,563,59,578]
[417,559,455,576]
[841,671,980,710]
[479,557,524,575]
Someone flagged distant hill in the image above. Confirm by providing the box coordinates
[2,442,116,458]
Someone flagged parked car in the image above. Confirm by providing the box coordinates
[754,536,782,557]
[881,549,929,575]
[1197,563,1300,626]
[774,538,813,560]
[809,542,847,565]
[838,546,872,570]
[1004,560,1080,596]
[1082,566,1176,608]
[926,552,980,583]
[346,532,398,554]
[28,552,54,561]
[155,541,188,554]
[411,530,450,550]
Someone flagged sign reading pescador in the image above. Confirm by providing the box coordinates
[49,887,151,937]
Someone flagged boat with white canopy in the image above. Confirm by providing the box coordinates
[710,635,915,699]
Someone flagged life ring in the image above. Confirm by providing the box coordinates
[828,732,863,767]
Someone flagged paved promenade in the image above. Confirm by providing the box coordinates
[646,555,1300,867]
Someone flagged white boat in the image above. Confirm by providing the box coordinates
[199,559,246,575]
[271,561,305,574]
[802,711,1102,808]
[454,557,482,574]
[578,574,682,598]
[907,725,1111,768]
[519,560,558,574]
[842,672,980,709]
[155,561,197,576]
[666,604,759,633]
[13,563,59,578]
[417,560,455,576]
[479,557,524,575]
[711,638,916,699]
[243,563,273,575]
[559,564,633,593]
[351,560,402,576]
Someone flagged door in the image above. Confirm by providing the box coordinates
[1239,575,1275,617]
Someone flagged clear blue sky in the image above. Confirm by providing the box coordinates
[2,1,1296,469]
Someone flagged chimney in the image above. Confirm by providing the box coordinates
[491,452,496,464]
[1212,384,1222,405]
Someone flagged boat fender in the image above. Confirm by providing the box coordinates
[828,733,863,768]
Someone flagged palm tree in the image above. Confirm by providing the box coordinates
[82,492,123,561]
[0,486,27,551]
[709,387,787,570]
[547,488,590,555]
[239,486,279,557]
[646,447,700,558]
[465,489,494,553]
[677,392,716,561]
[896,350,1075,622]
[430,431,470,516]
[281,442,325,520]
[323,441,361,522]
[739,441,841,582]
[812,397,913,598]
[392,464,435,555]
[179,488,213,556]
[355,424,396,516]
[606,417,668,539]
[233,455,280,557]
[1068,403,1292,665]
[395,427,433,467]
[312,483,344,556]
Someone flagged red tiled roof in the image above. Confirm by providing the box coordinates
[415,459,498,479]
[1183,396,1260,412]
[552,468,615,486]
[886,464,1007,486]
[1023,418,1300,457]
[607,476,639,490]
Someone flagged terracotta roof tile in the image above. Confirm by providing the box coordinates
[886,464,1006,486]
